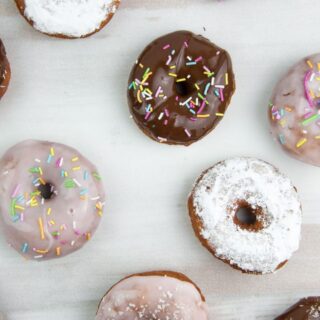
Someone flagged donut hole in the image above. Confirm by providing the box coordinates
[38,182,55,200]
[236,207,257,225]
[175,80,193,97]
[233,202,265,232]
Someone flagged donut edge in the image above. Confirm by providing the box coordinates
[96,270,207,317]
[14,0,121,39]
[0,40,11,100]
[187,158,302,275]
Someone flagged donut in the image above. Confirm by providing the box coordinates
[275,297,320,319]
[269,54,320,166]
[14,0,120,39]
[0,39,11,100]
[0,140,105,260]
[96,271,208,320]
[128,30,235,146]
[188,157,302,274]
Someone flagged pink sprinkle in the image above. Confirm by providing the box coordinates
[197,100,207,114]
[203,65,211,73]
[164,108,170,117]
[60,240,68,245]
[190,117,197,122]
[184,129,191,137]
[145,112,152,120]
[163,44,170,50]
[166,55,172,66]
[304,111,313,119]
[11,184,20,198]
[56,157,63,168]
[155,86,162,98]
[184,41,189,48]
[164,120,168,125]
[20,213,24,222]
[175,96,179,102]
[195,56,203,63]
[220,88,224,102]
[304,70,314,108]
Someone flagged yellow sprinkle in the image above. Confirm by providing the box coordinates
[315,136,320,139]
[168,73,177,77]
[39,167,43,176]
[96,202,103,210]
[35,249,48,254]
[86,233,91,241]
[49,220,55,225]
[64,171,68,177]
[47,208,52,215]
[137,90,142,103]
[279,119,286,127]
[194,84,200,90]
[145,88,153,95]
[139,63,144,69]
[97,211,103,217]
[296,138,307,148]
[215,113,224,117]
[56,247,61,256]
[197,114,210,118]
[38,217,45,240]
[71,157,79,162]
[170,65,176,69]
[310,89,315,99]
[39,177,46,185]
[72,166,81,171]
[50,148,55,156]
[176,78,186,82]
[318,63,320,71]
[307,60,313,69]
[225,73,229,85]
[15,205,25,211]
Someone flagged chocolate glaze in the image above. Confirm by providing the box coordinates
[128,30,235,146]
[275,297,320,320]
[0,39,10,99]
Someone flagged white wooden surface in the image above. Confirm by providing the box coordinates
[0,0,320,319]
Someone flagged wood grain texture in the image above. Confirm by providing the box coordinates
[0,0,320,319]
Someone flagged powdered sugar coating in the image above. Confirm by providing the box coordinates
[190,157,302,274]
[96,274,208,320]
[23,0,118,38]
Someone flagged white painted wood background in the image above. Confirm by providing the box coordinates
[0,0,320,319]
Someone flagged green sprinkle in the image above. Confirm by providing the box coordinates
[301,114,320,126]
[64,179,76,188]
[92,172,101,181]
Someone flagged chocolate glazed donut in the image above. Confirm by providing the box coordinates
[0,39,11,99]
[275,297,320,319]
[128,30,235,146]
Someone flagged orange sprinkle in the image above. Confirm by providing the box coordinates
[307,60,314,69]
[56,247,61,256]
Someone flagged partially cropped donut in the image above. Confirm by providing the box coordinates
[0,39,11,100]
[188,157,302,274]
[96,271,208,320]
[14,0,120,39]
[269,54,320,166]
[275,297,320,319]
[0,140,105,260]
[128,30,235,146]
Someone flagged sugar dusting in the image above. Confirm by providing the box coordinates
[24,0,117,37]
[191,157,302,274]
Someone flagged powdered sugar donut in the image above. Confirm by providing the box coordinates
[0,140,105,260]
[0,39,11,100]
[188,157,302,274]
[96,271,208,320]
[15,0,120,39]
[269,54,320,166]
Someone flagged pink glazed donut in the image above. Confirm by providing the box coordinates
[96,271,209,320]
[269,54,320,166]
[0,140,105,260]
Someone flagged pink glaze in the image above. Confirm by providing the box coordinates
[96,274,208,320]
